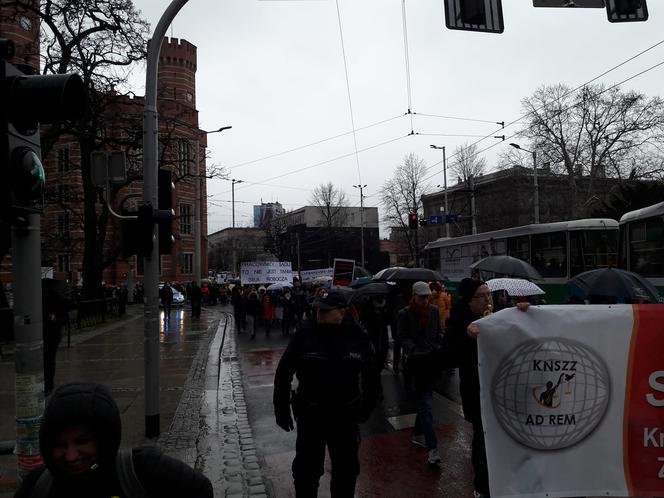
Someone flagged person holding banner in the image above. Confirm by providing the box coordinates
[445,278,529,498]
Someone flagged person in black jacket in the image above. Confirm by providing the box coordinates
[443,278,493,498]
[189,281,203,319]
[15,382,213,498]
[273,289,380,498]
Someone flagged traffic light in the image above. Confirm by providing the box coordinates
[121,204,154,259]
[1,38,86,223]
[157,168,175,255]
[408,212,419,230]
[606,0,648,22]
[444,0,504,33]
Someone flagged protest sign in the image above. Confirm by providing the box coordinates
[240,261,292,285]
[300,268,333,283]
[477,305,664,498]
[332,258,355,287]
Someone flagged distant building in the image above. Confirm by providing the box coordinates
[208,227,275,275]
[270,205,387,273]
[253,202,285,229]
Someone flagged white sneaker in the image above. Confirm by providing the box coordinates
[411,435,426,448]
[427,448,441,464]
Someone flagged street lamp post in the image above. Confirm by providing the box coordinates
[509,143,539,224]
[231,178,243,228]
[194,125,231,285]
[352,184,367,268]
[430,145,450,238]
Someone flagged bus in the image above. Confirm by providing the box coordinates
[423,219,619,303]
[619,201,664,295]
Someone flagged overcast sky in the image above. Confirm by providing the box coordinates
[129,0,664,235]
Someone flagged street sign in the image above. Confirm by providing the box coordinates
[428,214,459,224]
[443,0,504,34]
[533,0,604,7]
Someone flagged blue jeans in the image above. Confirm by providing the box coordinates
[414,389,437,450]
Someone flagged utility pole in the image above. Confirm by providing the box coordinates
[509,143,540,224]
[430,145,450,238]
[231,178,243,228]
[143,0,190,438]
[470,175,477,235]
[352,184,366,268]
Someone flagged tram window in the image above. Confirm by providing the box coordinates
[570,230,618,277]
[531,232,566,277]
[629,218,664,277]
[507,236,530,262]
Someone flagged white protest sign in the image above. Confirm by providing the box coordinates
[300,268,333,283]
[240,261,293,285]
[477,305,664,498]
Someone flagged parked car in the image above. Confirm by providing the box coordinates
[158,284,186,307]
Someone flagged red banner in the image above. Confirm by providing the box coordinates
[624,305,664,496]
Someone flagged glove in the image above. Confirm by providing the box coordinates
[276,413,294,432]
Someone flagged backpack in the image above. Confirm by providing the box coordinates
[30,448,147,498]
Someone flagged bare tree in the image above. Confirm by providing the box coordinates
[309,182,349,229]
[450,142,487,183]
[516,83,664,215]
[380,153,430,264]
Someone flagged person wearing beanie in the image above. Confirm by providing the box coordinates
[15,382,213,498]
[443,278,493,497]
[397,281,443,466]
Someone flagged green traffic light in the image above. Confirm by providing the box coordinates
[14,147,45,201]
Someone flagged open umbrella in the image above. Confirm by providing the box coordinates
[567,268,661,304]
[469,255,542,281]
[266,281,293,291]
[373,267,444,282]
[348,276,373,288]
[486,278,545,297]
[348,282,393,304]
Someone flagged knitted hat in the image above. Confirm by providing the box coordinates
[459,278,485,302]
[412,281,432,296]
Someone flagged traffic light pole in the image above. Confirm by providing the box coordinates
[143,0,190,438]
[12,214,44,477]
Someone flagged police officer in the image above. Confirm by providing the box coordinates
[273,289,380,498]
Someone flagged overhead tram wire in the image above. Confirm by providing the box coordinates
[227,114,403,171]
[401,0,414,132]
[219,135,409,196]
[335,0,363,184]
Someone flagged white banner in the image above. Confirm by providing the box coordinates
[240,261,293,285]
[300,268,333,283]
[477,305,664,498]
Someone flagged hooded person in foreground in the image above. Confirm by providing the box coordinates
[15,382,213,498]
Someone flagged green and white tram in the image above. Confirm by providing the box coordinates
[619,201,664,296]
[423,219,619,303]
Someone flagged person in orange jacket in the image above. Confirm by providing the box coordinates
[429,281,452,335]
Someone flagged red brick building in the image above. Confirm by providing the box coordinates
[1,4,209,288]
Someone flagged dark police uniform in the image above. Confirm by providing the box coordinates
[273,290,380,498]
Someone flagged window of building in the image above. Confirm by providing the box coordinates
[179,204,192,235]
[182,252,193,274]
[177,139,191,177]
[57,147,70,173]
[57,212,70,237]
[57,254,70,273]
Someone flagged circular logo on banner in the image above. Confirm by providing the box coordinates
[491,337,610,450]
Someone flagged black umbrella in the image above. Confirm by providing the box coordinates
[348,282,393,304]
[567,268,661,304]
[373,267,444,282]
[469,255,542,281]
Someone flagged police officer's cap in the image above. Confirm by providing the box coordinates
[315,289,349,310]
